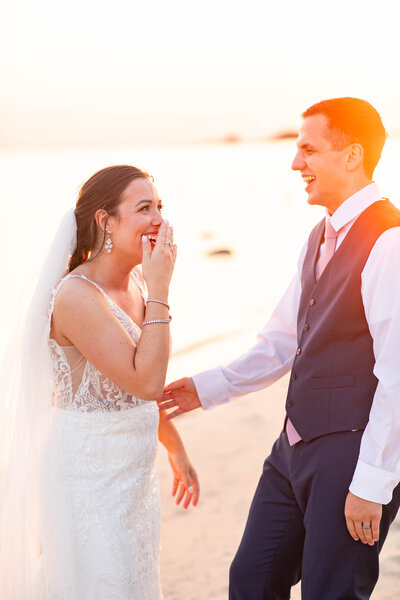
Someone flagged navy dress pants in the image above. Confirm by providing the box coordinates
[229,430,400,600]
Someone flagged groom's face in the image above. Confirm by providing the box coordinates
[292,114,351,214]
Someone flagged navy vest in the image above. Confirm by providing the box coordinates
[286,200,400,441]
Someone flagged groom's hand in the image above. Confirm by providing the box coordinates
[344,491,382,546]
[158,377,201,420]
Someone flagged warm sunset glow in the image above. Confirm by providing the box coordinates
[1,0,400,146]
[2,3,400,598]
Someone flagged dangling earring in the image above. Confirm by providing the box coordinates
[105,227,113,254]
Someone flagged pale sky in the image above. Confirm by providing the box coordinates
[1,0,400,146]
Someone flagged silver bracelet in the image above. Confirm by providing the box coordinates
[146,298,170,309]
[142,318,172,326]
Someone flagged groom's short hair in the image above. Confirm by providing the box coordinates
[302,97,387,178]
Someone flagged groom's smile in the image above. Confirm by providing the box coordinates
[302,175,316,190]
[291,113,354,214]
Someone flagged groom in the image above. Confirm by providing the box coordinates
[158,97,400,598]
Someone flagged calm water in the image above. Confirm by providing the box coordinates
[1,139,399,362]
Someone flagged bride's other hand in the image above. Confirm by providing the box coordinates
[168,450,200,510]
[141,220,177,298]
[158,412,199,509]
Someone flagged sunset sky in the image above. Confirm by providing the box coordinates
[1,0,400,146]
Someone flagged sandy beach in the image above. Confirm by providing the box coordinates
[157,335,400,600]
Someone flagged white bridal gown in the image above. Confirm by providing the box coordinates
[40,271,161,600]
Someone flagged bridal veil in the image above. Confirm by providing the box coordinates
[0,209,77,599]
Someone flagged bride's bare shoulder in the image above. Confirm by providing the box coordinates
[53,275,106,313]
[50,275,111,344]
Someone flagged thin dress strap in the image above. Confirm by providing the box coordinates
[47,274,110,337]
[48,272,145,339]
[49,273,110,315]
[67,273,110,298]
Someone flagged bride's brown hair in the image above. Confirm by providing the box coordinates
[69,165,152,272]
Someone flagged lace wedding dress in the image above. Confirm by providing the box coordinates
[38,271,161,600]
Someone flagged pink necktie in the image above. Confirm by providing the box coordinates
[316,219,339,280]
[286,219,339,446]
[286,417,302,445]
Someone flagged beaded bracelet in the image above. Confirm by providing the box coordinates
[142,317,172,326]
[146,298,170,309]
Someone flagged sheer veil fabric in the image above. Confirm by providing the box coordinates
[0,210,77,599]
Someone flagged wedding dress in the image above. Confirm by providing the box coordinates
[39,270,162,600]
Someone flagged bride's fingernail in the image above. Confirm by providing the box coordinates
[164,219,170,225]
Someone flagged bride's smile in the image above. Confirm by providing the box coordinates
[103,177,164,265]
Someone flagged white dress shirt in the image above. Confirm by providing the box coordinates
[193,183,400,504]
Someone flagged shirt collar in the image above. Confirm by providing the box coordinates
[328,182,381,233]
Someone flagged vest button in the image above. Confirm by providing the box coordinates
[287,400,293,407]
[291,373,297,382]
[296,348,301,355]
[309,298,316,306]
[304,323,310,331]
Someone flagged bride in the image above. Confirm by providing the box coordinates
[0,165,199,599]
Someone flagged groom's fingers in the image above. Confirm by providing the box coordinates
[356,521,371,545]
[353,520,376,546]
[364,526,375,546]
[164,378,187,393]
[344,492,381,546]
[371,517,380,542]
[345,517,359,541]
[351,519,366,543]
[346,519,376,545]
[157,391,172,407]
[157,398,177,411]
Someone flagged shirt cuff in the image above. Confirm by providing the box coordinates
[349,459,400,504]
[192,367,232,410]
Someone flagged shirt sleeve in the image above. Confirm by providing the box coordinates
[192,244,306,410]
[349,226,400,504]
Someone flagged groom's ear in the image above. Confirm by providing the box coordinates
[346,143,364,172]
